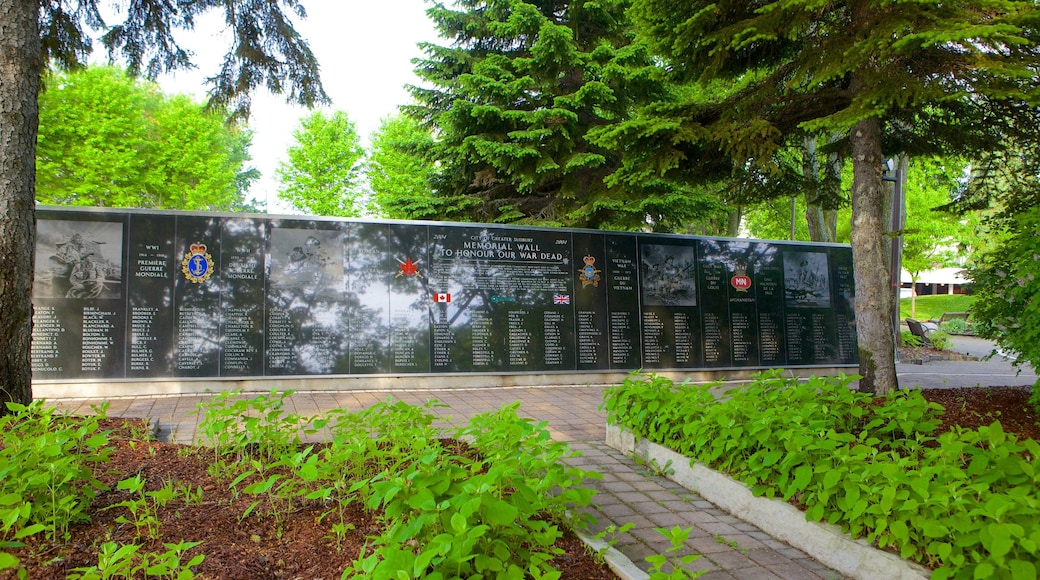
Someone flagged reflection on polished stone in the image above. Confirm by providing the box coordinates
[32,208,859,381]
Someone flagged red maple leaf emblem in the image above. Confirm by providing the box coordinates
[399,257,420,277]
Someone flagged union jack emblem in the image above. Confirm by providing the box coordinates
[553,294,570,305]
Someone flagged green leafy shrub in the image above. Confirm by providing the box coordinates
[605,372,1040,579]
[969,204,1040,377]
[901,330,924,348]
[1,401,113,575]
[352,403,599,578]
[193,388,313,471]
[68,539,204,579]
[928,330,953,351]
[0,401,111,541]
[191,395,601,578]
[940,318,971,335]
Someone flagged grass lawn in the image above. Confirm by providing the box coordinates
[899,293,974,321]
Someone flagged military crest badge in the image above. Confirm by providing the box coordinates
[182,243,214,284]
[579,255,601,287]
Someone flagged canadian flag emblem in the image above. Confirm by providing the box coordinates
[433,292,451,303]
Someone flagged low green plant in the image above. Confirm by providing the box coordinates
[69,542,141,579]
[69,540,204,579]
[714,534,747,555]
[193,394,606,576]
[940,318,971,335]
[592,523,633,563]
[927,330,953,351]
[192,388,313,474]
[633,452,674,478]
[645,526,703,579]
[233,446,323,538]
[1029,386,1040,416]
[901,330,924,348]
[107,475,176,541]
[351,403,599,579]
[605,372,1040,579]
[0,401,111,545]
[176,483,204,507]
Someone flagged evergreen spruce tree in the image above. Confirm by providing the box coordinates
[408,0,719,229]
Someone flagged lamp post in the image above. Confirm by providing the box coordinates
[882,158,906,356]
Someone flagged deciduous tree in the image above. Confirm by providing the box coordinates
[0,0,326,412]
[367,114,438,220]
[36,66,257,210]
[276,110,365,217]
[900,157,974,318]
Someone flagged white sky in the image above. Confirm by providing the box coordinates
[152,0,441,211]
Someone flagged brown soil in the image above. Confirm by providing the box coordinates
[920,385,1040,441]
[7,383,1037,579]
[6,427,616,580]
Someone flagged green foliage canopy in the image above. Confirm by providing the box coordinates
[276,111,365,217]
[36,66,258,211]
[367,114,438,220]
[966,150,1040,377]
[900,157,973,282]
[408,0,721,230]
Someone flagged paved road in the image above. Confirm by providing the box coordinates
[895,334,1037,390]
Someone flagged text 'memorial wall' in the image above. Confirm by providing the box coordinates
[31,208,858,381]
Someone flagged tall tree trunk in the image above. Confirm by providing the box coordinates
[803,135,840,243]
[726,207,742,237]
[0,0,41,412]
[822,142,842,241]
[849,117,898,395]
[802,136,824,241]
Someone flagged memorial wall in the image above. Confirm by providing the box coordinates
[31,208,858,381]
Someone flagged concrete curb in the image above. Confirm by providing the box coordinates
[573,530,649,580]
[606,424,931,580]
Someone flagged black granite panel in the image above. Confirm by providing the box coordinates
[388,224,432,373]
[218,218,266,376]
[638,238,700,369]
[32,212,128,379]
[172,216,223,377]
[572,232,609,370]
[264,219,349,375]
[605,236,640,369]
[32,208,859,381]
[125,213,177,377]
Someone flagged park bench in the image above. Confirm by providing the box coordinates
[936,311,969,324]
[905,318,937,345]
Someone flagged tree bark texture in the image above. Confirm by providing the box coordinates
[803,135,840,243]
[849,117,898,395]
[0,0,40,411]
[726,208,742,238]
[821,142,842,242]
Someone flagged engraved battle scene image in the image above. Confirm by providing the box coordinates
[783,251,832,308]
[36,220,124,300]
[639,243,697,307]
